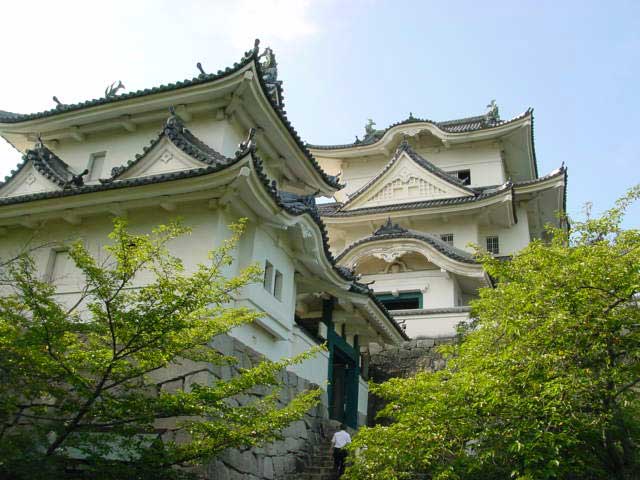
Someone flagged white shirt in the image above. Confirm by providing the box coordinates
[331,430,352,449]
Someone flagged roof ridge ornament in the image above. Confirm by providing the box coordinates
[196,62,206,78]
[34,134,45,150]
[235,127,257,157]
[398,136,411,151]
[104,81,126,99]
[64,169,89,189]
[52,96,65,110]
[166,106,185,131]
[485,99,500,124]
[365,118,376,136]
[373,217,409,236]
[258,46,278,84]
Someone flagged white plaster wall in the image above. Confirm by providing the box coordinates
[288,326,330,388]
[0,204,303,365]
[396,311,470,338]
[362,270,456,309]
[47,114,238,181]
[415,143,505,187]
[234,224,296,339]
[478,206,531,255]
[320,141,505,202]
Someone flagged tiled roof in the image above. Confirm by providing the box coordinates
[320,166,566,219]
[0,45,258,124]
[0,118,406,340]
[275,189,408,340]
[0,142,88,190]
[342,140,476,209]
[470,166,566,194]
[0,40,341,191]
[307,109,533,150]
[321,184,513,218]
[335,222,478,265]
[108,110,232,180]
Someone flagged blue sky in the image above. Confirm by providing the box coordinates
[1,0,638,226]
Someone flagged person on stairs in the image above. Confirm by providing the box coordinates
[331,424,351,477]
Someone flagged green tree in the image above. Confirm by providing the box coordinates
[346,186,640,480]
[0,218,320,479]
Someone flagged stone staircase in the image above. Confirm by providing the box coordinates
[284,441,338,480]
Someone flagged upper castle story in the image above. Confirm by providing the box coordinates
[309,101,537,202]
[0,42,340,203]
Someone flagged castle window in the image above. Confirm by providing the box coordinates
[274,270,283,301]
[448,169,471,185]
[376,291,423,311]
[87,152,107,181]
[440,233,454,246]
[263,260,283,301]
[486,236,500,254]
[263,261,274,292]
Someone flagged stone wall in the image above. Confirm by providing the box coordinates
[199,335,335,480]
[367,337,456,425]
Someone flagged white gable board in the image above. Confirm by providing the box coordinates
[0,163,61,198]
[116,137,208,180]
[346,151,473,210]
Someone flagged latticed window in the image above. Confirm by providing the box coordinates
[486,236,500,254]
[440,233,454,246]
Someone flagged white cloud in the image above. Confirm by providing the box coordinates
[185,0,320,48]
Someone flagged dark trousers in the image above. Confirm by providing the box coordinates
[333,447,348,476]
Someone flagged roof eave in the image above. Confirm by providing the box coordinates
[308,111,534,158]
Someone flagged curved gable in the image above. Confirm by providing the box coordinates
[343,141,475,211]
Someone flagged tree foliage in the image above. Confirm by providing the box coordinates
[0,218,321,479]
[346,186,640,480]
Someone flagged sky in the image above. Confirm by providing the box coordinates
[0,0,638,226]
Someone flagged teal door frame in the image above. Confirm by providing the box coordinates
[322,298,360,429]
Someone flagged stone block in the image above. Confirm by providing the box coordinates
[185,370,212,392]
[417,338,435,348]
[207,460,230,480]
[272,457,285,477]
[263,457,274,479]
[210,335,234,356]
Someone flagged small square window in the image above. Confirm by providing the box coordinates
[88,152,106,181]
[486,236,499,255]
[440,233,454,246]
[447,169,471,185]
[274,270,283,300]
[263,261,274,292]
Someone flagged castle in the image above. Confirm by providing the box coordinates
[0,40,566,477]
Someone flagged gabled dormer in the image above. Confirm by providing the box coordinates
[342,140,476,211]
[111,111,231,181]
[0,142,86,198]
